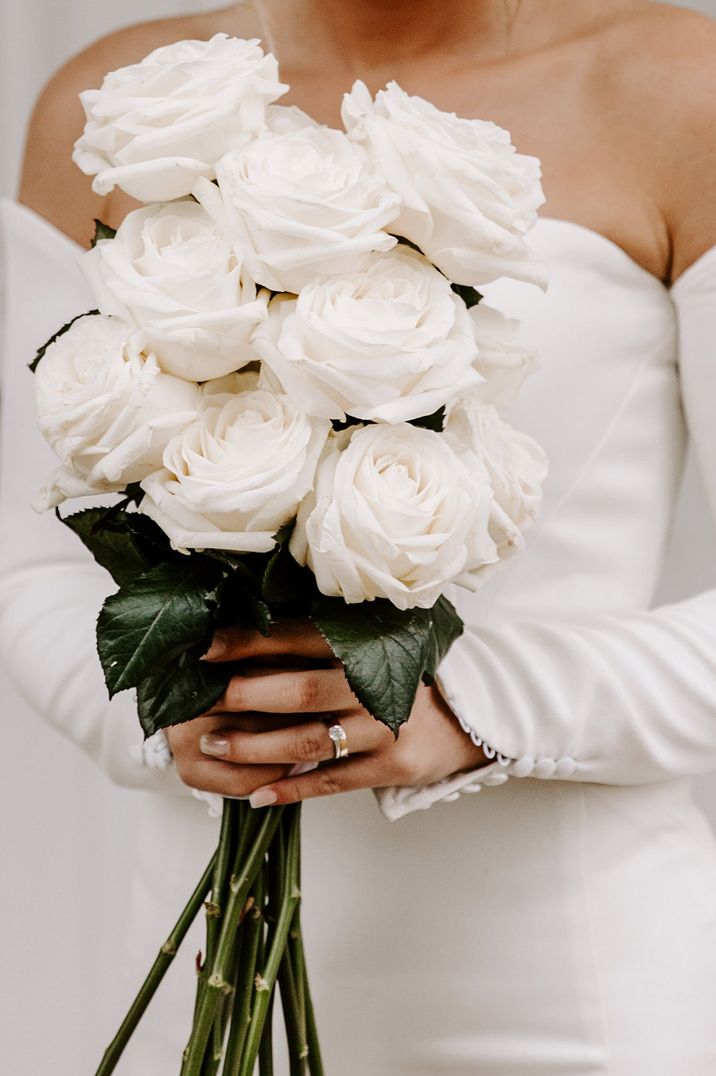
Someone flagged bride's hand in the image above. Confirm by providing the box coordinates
[167,620,487,807]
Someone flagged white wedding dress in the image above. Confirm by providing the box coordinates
[2,197,716,1075]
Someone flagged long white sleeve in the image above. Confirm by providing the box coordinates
[0,200,184,794]
[378,244,716,820]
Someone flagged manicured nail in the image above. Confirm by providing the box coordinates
[288,761,319,777]
[250,788,278,809]
[202,633,228,661]
[200,734,229,758]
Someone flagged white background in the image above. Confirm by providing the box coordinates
[1,1,716,1070]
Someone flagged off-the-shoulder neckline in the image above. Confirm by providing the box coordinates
[2,196,715,294]
[536,214,716,294]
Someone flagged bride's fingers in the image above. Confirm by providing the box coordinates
[199,713,393,766]
[178,759,294,799]
[203,620,332,664]
[212,662,357,714]
[211,667,356,716]
[248,755,386,807]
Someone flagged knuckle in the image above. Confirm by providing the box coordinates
[223,678,244,712]
[318,770,343,798]
[174,756,196,787]
[392,746,422,785]
[294,725,326,762]
[293,675,321,712]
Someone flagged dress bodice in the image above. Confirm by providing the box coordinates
[464,218,685,629]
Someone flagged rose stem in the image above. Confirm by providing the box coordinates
[297,933,325,1076]
[182,809,283,1076]
[202,801,248,1075]
[256,864,275,1076]
[94,852,217,1076]
[278,948,307,1076]
[190,804,262,1073]
[223,869,267,1072]
[258,992,276,1076]
[284,806,308,1072]
[237,805,302,1076]
[200,801,238,1005]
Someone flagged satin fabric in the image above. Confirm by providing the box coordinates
[2,200,716,1074]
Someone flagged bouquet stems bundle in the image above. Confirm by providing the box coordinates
[97,803,321,1076]
[31,32,548,1074]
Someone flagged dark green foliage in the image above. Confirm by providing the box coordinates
[451,283,483,309]
[137,650,232,738]
[423,595,464,683]
[97,561,222,697]
[91,219,117,246]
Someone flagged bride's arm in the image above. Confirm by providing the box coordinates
[373,247,716,818]
[0,44,193,792]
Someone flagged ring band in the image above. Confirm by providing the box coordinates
[327,723,349,760]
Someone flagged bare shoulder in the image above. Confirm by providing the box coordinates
[19,4,258,246]
[602,3,716,278]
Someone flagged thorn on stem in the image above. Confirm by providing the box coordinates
[240,895,256,924]
[204,900,221,920]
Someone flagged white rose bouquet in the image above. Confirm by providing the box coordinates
[31,33,547,1076]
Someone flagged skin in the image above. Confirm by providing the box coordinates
[19,0,716,807]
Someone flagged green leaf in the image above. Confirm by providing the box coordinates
[451,283,483,309]
[410,406,445,433]
[122,482,145,507]
[97,561,221,696]
[217,567,272,636]
[29,310,100,373]
[261,524,314,608]
[311,597,434,736]
[59,507,151,587]
[423,595,464,683]
[91,219,117,247]
[137,651,231,737]
[392,235,425,256]
[331,414,364,433]
[120,512,175,562]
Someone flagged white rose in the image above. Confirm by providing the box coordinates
[196,124,400,293]
[83,201,268,382]
[73,35,287,203]
[342,80,548,289]
[470,303,537,406]
[253,247,483,423]
[140,378,330,554]
[290,424,498,610]
[34,315,199,510]
[445,395,548,565]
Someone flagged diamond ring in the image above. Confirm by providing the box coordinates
[327,723,349,760]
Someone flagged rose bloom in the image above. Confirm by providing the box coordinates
[445,394,548,562]
[470,303,538,407]
[196,122,400,293]
[140,375,330,554]
[73,35,287,203]
[83,200,268,382]
[253,246,483,424]
[33,315,199,510]
[342,80,548,289]
[290,423,498,610]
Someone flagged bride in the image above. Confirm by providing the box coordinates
[4,1,716,1072]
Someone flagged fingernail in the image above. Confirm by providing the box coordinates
[250,788,278,809]
[203,633,228,661]
[200,734,229,758]
[288,761,319,777]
